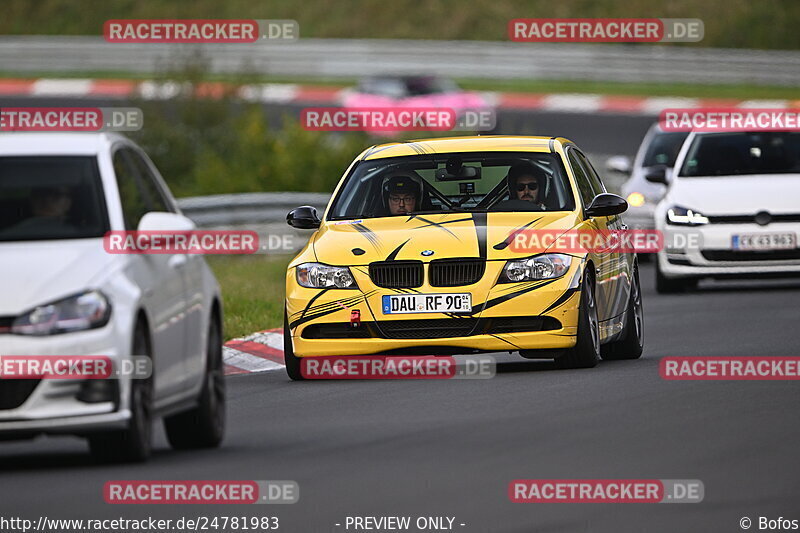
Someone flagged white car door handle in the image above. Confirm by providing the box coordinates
[168,254,188,269]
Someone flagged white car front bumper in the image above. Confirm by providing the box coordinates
[657,222,800,278]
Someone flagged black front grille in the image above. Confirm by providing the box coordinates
[429,258,485,287]
[0,316,13,334]
[701,249,800,262]
[369,261,424,288]
[376,319,480,339]
[302,323,373,339]
[0,380,40,410]
[707,214,800,224]
[300,316,562,340]
[487,316,561,333]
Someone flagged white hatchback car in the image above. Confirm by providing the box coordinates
[0,133,225,461]
[653,131,800,292]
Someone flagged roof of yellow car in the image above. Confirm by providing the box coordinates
[361,135,574,160]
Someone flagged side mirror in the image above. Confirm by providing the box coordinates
[644,165,669,185]
[287,206,321,229]
[586,193,628,218]
[605,155,632,175]
[137,212,196,232]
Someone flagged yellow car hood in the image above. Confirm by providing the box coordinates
[313,212,581,264]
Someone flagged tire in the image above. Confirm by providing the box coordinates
[164,312,226,449]
[655,259,697,294]
[284,311,305,381]
[555,272,600,369]
[601,265,644,360]
[88,319,153,463]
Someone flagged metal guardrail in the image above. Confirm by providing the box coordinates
[1,36,799,86]
[176,192,329,226]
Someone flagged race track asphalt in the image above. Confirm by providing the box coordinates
[2,263,799,533]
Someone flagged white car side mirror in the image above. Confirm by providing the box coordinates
[137,212,196,232]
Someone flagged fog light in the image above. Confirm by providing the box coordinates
[77,379,118,404]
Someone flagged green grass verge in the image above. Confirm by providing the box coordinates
[206,255,291,340]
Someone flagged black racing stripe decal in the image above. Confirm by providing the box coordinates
[493,218,541,250]
[298,289,329,321]
[471,279,558,315]
[541,287,580,315]
[412,216,472,239]
[488,333,522,350]
[295,290,378,319]
[364,144,400,158]
[386,239,410,261]
[289,293,372,329]
[472,212,488,259]
[352,223,381,249]
[416,142,435,154]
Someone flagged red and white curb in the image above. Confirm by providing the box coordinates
[223,328,285,375]
[1,78,795,115]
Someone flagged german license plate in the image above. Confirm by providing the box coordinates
[382,293,472,314]
[732,233,796,251]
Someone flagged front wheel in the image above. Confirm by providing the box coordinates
[601,265,644,360]
[164,313,226,449]
[555,272,600,370]
[88,319,153,463]
[284,311,305,381]
[655,259,697,294]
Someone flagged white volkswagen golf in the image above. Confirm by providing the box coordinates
[0,133,225,461]
[653,131,800,292]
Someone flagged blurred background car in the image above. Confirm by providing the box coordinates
[606,123,690,232]
[0,133,225,462]
[653,131,800,293]
[341,75,493,135]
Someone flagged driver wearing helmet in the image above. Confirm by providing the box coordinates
[383,175,421,216]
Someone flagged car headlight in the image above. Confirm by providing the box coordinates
[666,205,709,226]
[499,254,572,283]
[626,192,646,208]
[11,290,111,336]
[296,263,357,289]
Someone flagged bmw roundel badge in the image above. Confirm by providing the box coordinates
[421,250,434,256]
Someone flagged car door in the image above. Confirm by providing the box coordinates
[574,149,631,322]
[127,147,207,387]
[113,147,189,399]
[566,147,616,324]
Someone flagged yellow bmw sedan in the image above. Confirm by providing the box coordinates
[283,136,643,380]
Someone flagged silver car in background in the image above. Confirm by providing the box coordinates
[606,123,690,230]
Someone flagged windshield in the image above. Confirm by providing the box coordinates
[679,132,800,177]
[642,131,689,167]
[0,156,109,242]
[328,152,575,220]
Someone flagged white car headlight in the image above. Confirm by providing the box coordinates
[666,205,709,226]
[296,263,357,289]
[500,254,572,283]
[12,290,111,336]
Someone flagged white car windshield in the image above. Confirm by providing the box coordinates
[679,132,800,177]
[0,156,109,241]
